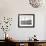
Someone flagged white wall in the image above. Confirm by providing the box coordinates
[0,0,46,40]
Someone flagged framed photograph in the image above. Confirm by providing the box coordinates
[18,14,35,28]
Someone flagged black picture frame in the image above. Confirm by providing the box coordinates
[18,14,35,28]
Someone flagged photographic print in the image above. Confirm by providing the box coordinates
[18,14,35,28]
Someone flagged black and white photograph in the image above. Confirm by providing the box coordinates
[18,14,35,28]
